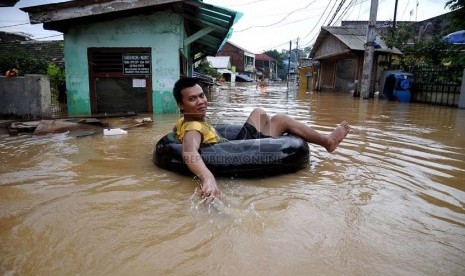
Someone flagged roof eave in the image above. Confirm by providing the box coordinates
[21,0,181,24]
[21,0,240,57]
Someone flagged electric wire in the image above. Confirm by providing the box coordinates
[235,0,318,32]
[327,0,348,26]
[0,22,30,28]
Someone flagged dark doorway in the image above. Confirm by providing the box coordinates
[334,59,356,92]
[88,48,152,114]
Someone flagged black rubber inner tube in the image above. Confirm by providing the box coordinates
[153,124,310,178]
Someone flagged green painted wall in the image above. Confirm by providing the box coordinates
[64,11,185,115]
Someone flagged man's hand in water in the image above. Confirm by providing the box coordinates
[200,177,221,199]
[182,130,221,200]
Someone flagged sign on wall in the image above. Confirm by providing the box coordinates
[122,53,151,75]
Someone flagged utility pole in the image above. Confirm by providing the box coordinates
[393,0,398,28]
[360,0,378,99]
[296,37,300,67]
[296,37,300,85]
[287,40,291,89]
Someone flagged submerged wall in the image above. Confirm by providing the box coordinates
[459,69,465,109]
[0,75,51,119]
[64,11,184,116]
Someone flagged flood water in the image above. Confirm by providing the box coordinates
[1,82,464,275]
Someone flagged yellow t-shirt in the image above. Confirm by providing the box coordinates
[175,117,221,144]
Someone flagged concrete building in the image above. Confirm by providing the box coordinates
[21,0,240,115]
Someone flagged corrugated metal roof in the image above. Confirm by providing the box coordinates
[180,1,241,57]
[310,26,402,59]
[21,0,241,58]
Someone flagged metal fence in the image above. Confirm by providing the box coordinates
[50,80,67,118]
[409,66,463,107]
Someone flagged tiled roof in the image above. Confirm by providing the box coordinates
[255,54,275,61]
[0,32,64,65]
[0,0,19,7]
[0,31,32,43]
[310,26,402,58]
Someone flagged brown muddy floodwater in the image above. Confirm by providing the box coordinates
[1,82,465,275]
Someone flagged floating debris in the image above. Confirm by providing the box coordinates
[103,128,128,136]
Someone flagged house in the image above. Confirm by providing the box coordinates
[206,56,234,82]
[255,53,277,80]
[21,0,240,115]
[0,31,65,67]
[217,41,255,82]
[310,26,401,94]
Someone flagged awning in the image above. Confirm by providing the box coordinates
[236,74,253,82]
[218,69,233,74]
[180,1,242,58]
[443,30,465,45]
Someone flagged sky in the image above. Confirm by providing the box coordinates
[0,0,452,53]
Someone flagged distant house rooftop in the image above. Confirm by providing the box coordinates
[255,53,275,61]
[223,41,255,56]
[206,56,231,69]
[311,26,401,59]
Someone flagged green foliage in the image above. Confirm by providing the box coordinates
[263,49,285,70]
[197,59,220,79]
[399,36,452,67]
[380,17,465,69]
[47,63,66,103]
[445,0,465,31]
[47,63,65,83]
[302,46,312,58]
[382,23,416,49]
[0,49,48,76]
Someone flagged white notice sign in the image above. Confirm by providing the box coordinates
[133,79,146,88]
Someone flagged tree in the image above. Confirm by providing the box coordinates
[196,59,220,79]
[381,22,416,50]
[445,0,465,31]
[263,49,285,70]
[302,46,312,58]
[380,13,465,69]
[263,49,288,79]
[0,49,48,76]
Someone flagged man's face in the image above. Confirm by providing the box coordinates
[178,84,207,120]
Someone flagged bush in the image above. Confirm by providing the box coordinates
[0,49,48,76]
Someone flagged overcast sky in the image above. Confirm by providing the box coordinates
[0,0,452,53]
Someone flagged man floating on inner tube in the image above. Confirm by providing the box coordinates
[172,77,351,200]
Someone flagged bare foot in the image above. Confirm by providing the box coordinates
[325,121,350,152]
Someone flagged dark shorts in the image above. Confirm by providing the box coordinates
[235,122,271,140]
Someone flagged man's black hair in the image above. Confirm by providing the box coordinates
[173,77,199,103]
